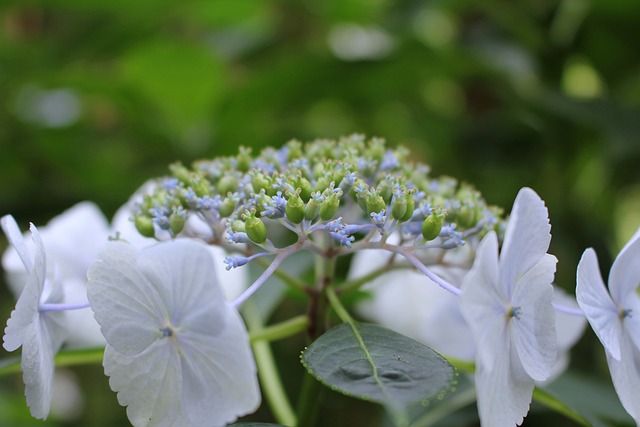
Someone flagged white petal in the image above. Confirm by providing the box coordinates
[180,306,260,426]
[609,231,640,305]
[1,215,34,272]
[104,344,186,427]
[4,226,47,351]
[576,248,622,360]
[461,232,506,371]
[475,339,534,427]
[511,254,557,381]
[21,312,66,419]
[499,188,551,298]
[622,294,640,358]
[136,240,226,335]
[40,202,110,279]
[87,242,168,356]
[21,320,55,419]
[605,336,640,425]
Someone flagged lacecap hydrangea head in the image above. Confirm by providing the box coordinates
[131,135,504,251]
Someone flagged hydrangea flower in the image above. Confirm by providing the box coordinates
[87,239,260,427]
[351,232,584,375]
[3,202,111,348]
[1,215,67,419]
[459,188,557,426]
[576,228,640,424]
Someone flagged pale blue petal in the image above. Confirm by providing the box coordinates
[180,306,260,426]
[609,232,640,305]
[87,242,167,356]
[1,215,34,272]
[511,254,557,381]
[21,312,65,420]
[576,248,622,360]
[499,188,551,299]
[605,336,640,425]
[136,240,226,334]
[39,202,110,280]
[475,338,535,427]
[104,344,186,427]
[622,294,640,360]
[461,232,506,371]
[4,226,47,351]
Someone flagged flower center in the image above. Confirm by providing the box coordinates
[506,306,522,320]
[619,308,632,320]
[161,326,174,338]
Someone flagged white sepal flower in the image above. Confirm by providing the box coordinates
[460,188,557,426]
[87,239,260,427]
[2,202,110,348]
[1,215,67,419]
[576,228,640,424]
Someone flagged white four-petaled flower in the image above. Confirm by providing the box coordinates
[1,215,67,419]
[87,239,260,427]
[460,187,557,426]
[576,228,640,424]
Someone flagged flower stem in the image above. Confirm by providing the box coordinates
[296,235,334,427]
[0,347,105,377]
[232,245,298,308]
[243,300,297,427]
[249,315,309,343]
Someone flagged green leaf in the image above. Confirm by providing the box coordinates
[301,322,455,427]
[543,371,635,427]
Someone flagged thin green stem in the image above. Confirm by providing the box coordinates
[249,315,309,343]
[296,234,334,427]
[0,347,105,377]
[243,300,297,427]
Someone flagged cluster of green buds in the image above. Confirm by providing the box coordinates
[131,135,504,258]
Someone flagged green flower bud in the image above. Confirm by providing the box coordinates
[217,174,238,195]
[252,172,270,194]
[390,194,407,220]
[320,192,341,221]
[293,176,313,202]
[243,211,267,244]
[134,215,155,238]
[399,193,415,223]
[286,140,303,161]
[366,191,386,216]
[377,179,394,205]
[219,197,237,218]
[169,162,191,183]
[191,175,211,197]
[456,204,479,229]
[237,147,252,173]
[305,193,322,221]
[422,212,445,241]
[231,219,246,233]
[313,175,332,194]
[169,212,186,235]
[285,190,305,224]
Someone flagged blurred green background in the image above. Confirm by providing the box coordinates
[1,0,639,425]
